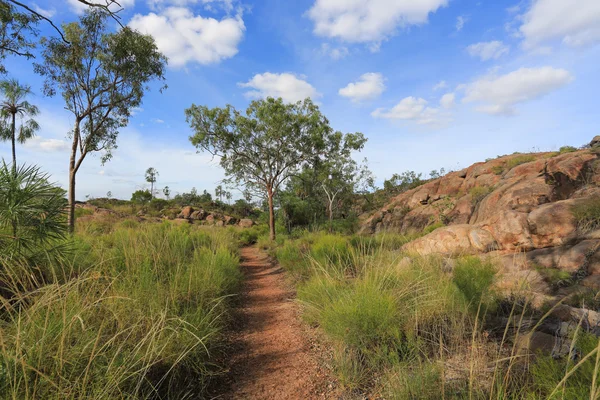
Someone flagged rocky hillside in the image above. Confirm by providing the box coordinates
[361,137,600,303]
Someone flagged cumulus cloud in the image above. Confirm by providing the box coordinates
[129,7,245,67]
[462,66,574,115]
[68,0,135,14]
[23,137,70,153]
[239,73,320,103]
[520,0,600,49]
[307,0,448,44]
[467,41,510,61]
[33,4,56,18]
[372,97,442,125]
[339,73,386,102]
[440,93,455,109]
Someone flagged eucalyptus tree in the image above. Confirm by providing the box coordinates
[163,186,170,200]
[0,78,39,168]
[145,167,158,199]
[186,97,365,240]
[35,10,167,232]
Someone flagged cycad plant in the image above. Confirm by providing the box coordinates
[0,78,40,169]
[0,162,67,259]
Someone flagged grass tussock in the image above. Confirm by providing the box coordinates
[572,197,600,233]
[0,221,242,399]
[273,233,600,399]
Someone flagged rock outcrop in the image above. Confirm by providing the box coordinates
[361,146,600,294]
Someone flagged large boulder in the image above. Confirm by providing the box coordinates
[527,200,578,248]
[190,209,207,220]
[526,240,600,272]
[178,206,194,219]
[591,135,600,148]
[239,218,254,228]
[403,225,497,256]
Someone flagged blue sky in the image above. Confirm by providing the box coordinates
[1,0,599,200]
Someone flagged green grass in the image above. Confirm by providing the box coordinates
[470,185,493,205]
[506,154,536,170]
[559,145,578,154]
[0,222,242,399]
[572,197,600,233]
[453,256,497,312]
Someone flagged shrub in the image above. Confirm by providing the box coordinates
[470,185,493,205]
[559,145,578,154]
[506,154,536,170]
[572,197,600,233]
[491,165,505,175]
[453,256,497,312]
[423,221,444,234]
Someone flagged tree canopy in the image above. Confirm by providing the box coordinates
[186,97,366,240]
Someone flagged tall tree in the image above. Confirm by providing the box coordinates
[0,1,39,75]
[35,10,167,232]
[0,78,39,168]
[145,167,158,199]
[163,185,170,200]
[186,97,363,240]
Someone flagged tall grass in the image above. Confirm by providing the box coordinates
[274,233,600,399]
[0,221,242,399]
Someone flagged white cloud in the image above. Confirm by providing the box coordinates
[33,4,56,18]
[148,0,233,12]
[320,43,349,60]
[23,137,70,153]
[463,66,574,115]
[520,0,600,49]
[339,73,386,102]
[239,73,320,103]
[456,15,468,31]
[131,107,144,116]
[68,0,135,14]
[467,41,510,61]
[433,80,447,91]
[307,0,448,44]
[372,97,441,125]
[129,7,245,67]
[151,118,165,123]
[440,93,455,109]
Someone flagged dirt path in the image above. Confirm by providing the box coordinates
[215,246,334,399]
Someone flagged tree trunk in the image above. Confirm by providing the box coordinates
[67,121,80,233]
[150,181,154,199]
[329,200,333,233]
[267,186,276,241]
[10,113,16,170]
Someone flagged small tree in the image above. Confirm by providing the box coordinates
[215,184,223,202]
[131,189,152,204]
[186,97,363,240]
[0,79,39,168]
[35,10,167,232]
[163,186,170,200]
[145,167,158,199]
[106,190,112,199]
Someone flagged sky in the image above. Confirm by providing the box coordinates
[1,0,599,200]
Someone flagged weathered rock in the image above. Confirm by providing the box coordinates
[190,209,207,220]
[403,225,497,255]
[477,210,533,251]
[178,206,194,219]
[516,331,572,357]
[224,215,237,225]
[239,218,254,228]
[526,240,599,272]
[590,135,600,148]
[528,200,578,248]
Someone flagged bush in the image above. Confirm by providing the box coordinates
[559,145,577,154]
[506,154,536,170]
[572,197,600,233]
[453,256,497,312]
[470,185,493,205]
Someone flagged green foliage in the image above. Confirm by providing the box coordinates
[470,185,493,205]
[536,266,573,290]
[572,197,600,233]
[131,189,152,204]
[383,170,424,195]
[423,221,445,234]
[0,223,242,398]
[0,162,67,258]
[506,154,536,170]
[492,165,505,175]
[530,332,600,399]
[0,1,39,74]
[186,96,366,240]
[453,256,497,312]
[559,145,578,154]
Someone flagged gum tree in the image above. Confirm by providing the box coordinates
[186,97,364,240]
[35,10,167,232]
[145,167,158,199]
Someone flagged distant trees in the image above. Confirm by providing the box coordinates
[145,167,158,199]
[35,9,167,232]
[131,189,152,204]
[186,97,363,240]
[0,79,39,168]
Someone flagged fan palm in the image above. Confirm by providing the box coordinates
[0,79,40,169]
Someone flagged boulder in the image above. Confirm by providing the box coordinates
[526,240,600,272]
[403,225,497,256]
[190,209,207,220]
[178,206,194,219]
[527,200,578,248]
[477,210,533,251]
[224,215,238,225]
[516,331,571,357]
[591,135,600,148]
[239,219,254,228]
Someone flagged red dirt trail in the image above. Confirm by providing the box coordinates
[215,246,335,399]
